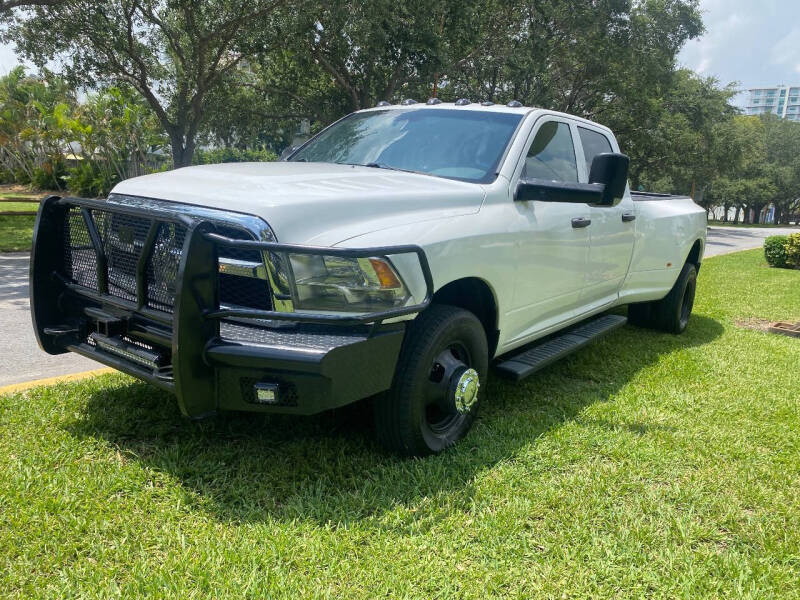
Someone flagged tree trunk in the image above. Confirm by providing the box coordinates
[722,203,729,222]
[169,132,196,168]
[733,206,740,224]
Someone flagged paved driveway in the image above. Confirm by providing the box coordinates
[704,226,798,257]
[0,252,97,387]
[1,225,797,387]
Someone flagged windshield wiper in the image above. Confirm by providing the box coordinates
[363,162,400,171]
[341,162,428,177]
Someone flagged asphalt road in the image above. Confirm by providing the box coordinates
[1,225,798,387]
[704,226,799,257]
[0,252,97,387]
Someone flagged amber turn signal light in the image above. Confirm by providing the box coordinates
[369,258,402,289]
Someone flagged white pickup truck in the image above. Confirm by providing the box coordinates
[31,100,706,455]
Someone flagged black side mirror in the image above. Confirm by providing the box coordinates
[515,179,604,203]
[514,152,630,205]
[589,153,629,205]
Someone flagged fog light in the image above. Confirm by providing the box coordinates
[254,382,280,404]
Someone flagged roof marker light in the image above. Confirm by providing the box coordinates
[507,100,523,108]
[426,98,442,105]
[455,98,471,106]
[401,98,418,105]
[376,100,391,107]
[481,101,495,106]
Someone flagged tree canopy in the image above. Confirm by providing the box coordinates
[1,0,799,221]
[8,0,293,166]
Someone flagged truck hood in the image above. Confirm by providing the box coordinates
[111,162,485,245]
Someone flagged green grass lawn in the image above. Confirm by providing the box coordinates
[0,191,37,200]
[0,186,49,251]
[0,214,36,252]
[2,250,799,599]
[0,201,40,213]
[0,184,56,200]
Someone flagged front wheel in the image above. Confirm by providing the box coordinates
[374,304,488,456]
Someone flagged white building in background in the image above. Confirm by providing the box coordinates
[745,85,800,121]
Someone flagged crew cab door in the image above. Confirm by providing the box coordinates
[576,126,636,310]
[507,117,591,343]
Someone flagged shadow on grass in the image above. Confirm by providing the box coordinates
[65,315,724,525]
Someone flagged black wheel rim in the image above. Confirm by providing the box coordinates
[422,341,474,437]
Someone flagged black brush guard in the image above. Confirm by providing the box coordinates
[30,196,434,417]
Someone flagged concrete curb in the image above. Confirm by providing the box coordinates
[0,368,116,395]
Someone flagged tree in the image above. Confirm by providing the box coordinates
[197,57,330,152]
[760,114,800,224]
[302,0,449,110]
[0,0,60,16]
[9,0,294,166]
[262,0,506,115]
[64,85,168,195]
[708,116,777,224]
[0,66,76,186]
[443,0,703,112]
[257,0,707,149]
[620,69,737,196]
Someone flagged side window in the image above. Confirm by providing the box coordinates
[523,121,578,183]
[578,127,613,177]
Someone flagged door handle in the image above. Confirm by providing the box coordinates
[622,212,636,222]
[571,217,591,229]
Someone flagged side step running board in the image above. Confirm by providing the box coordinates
[496,314,627,381]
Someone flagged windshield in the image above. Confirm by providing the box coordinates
[289,109,523,183]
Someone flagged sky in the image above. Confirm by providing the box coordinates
[677,0,800,106]
[1,0,799,107]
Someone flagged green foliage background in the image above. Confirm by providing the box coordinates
[0,0,798,219]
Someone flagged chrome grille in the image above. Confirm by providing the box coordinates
[214,225,272,311]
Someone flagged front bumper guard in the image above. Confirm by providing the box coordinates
[30,196,434,417]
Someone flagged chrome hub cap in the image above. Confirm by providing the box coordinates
[425,344,479,431]
[452,368,480,413]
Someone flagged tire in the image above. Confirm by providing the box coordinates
[628,262,697,334]
[374,304,489,456]
[627,301,652,328]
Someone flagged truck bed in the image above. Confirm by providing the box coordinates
[631,191,692,201]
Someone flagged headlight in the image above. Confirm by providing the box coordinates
[287,253,411,312]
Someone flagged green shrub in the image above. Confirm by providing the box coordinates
[764,235,789,268]
[64,162,119,198]
[12,168,31,185]
[31,159,67,190]
[191,147,277,165]
[786,233,800,269]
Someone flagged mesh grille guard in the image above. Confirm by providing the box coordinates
[55,196,274,319]
[37,195,434,327]
[61,205,188,311]
[30,195,427,418]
